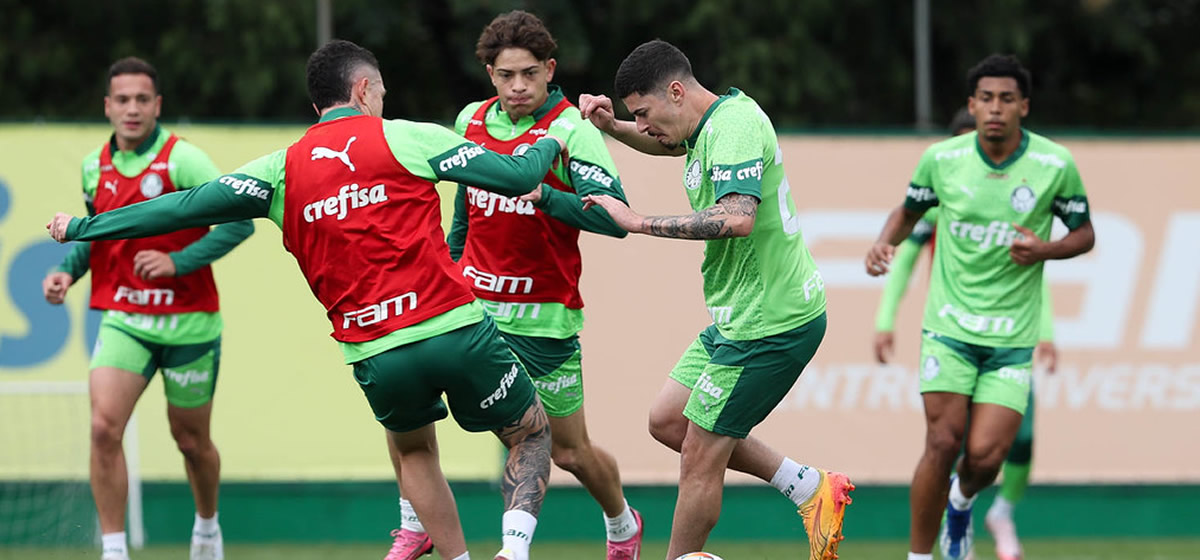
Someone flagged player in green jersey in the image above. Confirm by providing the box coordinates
[384,11,642,560]
[47,40,570,560]
[873,108,1057,560]
[41,57,254,560]
[578,40,852,560]
[864,55,1094,560]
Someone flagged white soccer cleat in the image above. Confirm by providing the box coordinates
[985,508,1023,560]
[190,526,224,560]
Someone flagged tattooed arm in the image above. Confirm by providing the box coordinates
[493,400,552,515]
[581,192,758,239]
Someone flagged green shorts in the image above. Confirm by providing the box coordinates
[501,333,583,418]
[669,313,826,438]
[89,325,220,408]
[352,316,537,433]
[918,330,1033,414]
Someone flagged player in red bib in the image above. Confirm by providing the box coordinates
[41,57,254,560]
[48,41,569,560]
[383,12,643,560]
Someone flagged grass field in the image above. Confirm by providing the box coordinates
[4,539,1200,560]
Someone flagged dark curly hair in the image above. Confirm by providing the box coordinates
[306,39,380,111]
[614,39,693,98]
[967,54,1032,98]
[475,11,558,65]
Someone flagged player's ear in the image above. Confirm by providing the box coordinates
[1020,97,1030,118]
[545,58,557,82]
[668,80,685,104]
[153,95,162,119]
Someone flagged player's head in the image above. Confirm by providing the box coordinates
[477,10,558,121]
[614,39,701,150]
[104,57,161,147]
[306,39,385,117]
[948,106,975,136]
[966,54,1031,143]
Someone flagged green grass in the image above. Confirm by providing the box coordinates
[4,539,1200,560]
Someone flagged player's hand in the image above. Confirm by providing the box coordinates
[578,94,617,134]
[518,184,545,204]
[1035,341,1058,374]
[874,331,895,364]
[46,213,75,243]
[133,250,177,280]
[582,194,642,233]
[42,272,74,305]
[1009,223,1046,265]
[865,242,895,276]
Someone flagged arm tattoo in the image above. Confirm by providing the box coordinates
[493,400,551,515]
[642,193,759,239]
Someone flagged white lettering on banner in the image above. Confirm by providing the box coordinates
[480,364,521,409]
[303,184,387,223]
[114,286,175,306]
[773,363,1200,412]
[438,145,486,172]
[462,265,533,294]
[1140,213,1200,349]
[164,368,211,387]
[342,293,418,329]
[480,300,542,320]
[465,186,536,217]
[938,303,1015,334]
[1044,213,1141,349]
[219,175,270,200]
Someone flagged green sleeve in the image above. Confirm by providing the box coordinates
[447,184,468,261]
[382,120,560,198]
[703,106,766,201]
[168,220,255,276]
[532,112,629,237]
[56,243,91,280]
[874,238,925,332]
[1038,277,1055,342]
[66,173,273,242]
[1051,155,1090,230]
[904,146,940,212]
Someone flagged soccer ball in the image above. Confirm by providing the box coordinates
[674,554,724,560]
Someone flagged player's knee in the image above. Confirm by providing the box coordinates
[965,444,1007,476]
[647,409,685,451]
[551,444,586,474]
[90,415,124,451]
[924,428,963,461]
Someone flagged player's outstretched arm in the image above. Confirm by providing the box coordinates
[47,174,272,243]
[430,137,564,198]
[578,94,685,157]
[582,192,756,240]
[865,205,924,276]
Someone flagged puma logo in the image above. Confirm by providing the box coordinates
[311,136,357,172]
[104,180,117,195]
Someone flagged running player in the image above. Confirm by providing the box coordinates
[47,40,569,560]
[41,56,254,560]
[863,54,1094,560]
[872,107,1057,560]
[384,11,642,560]
[577,39,853,560]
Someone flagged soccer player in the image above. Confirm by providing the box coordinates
[47,40,570,560]
[384,11,642,560]
[863,54,1094,560]
[872,107,1057,560]
[577,40,853,560]
[40,57,254,560]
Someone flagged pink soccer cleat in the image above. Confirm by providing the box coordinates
[606,508,644,560]
[384,528,433,560]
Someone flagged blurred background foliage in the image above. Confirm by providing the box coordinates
[1,0,1197,128]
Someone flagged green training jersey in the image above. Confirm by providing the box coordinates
[904,129,1089,347]
[65,108,563,364]
[59,126,254,345]
[447,85,627,339]
[681,88,826,340]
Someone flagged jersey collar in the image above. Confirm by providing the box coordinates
[975,128,1030,170]
[108,124,162,156]
[319,107,363,123]
[683,88,738,150]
